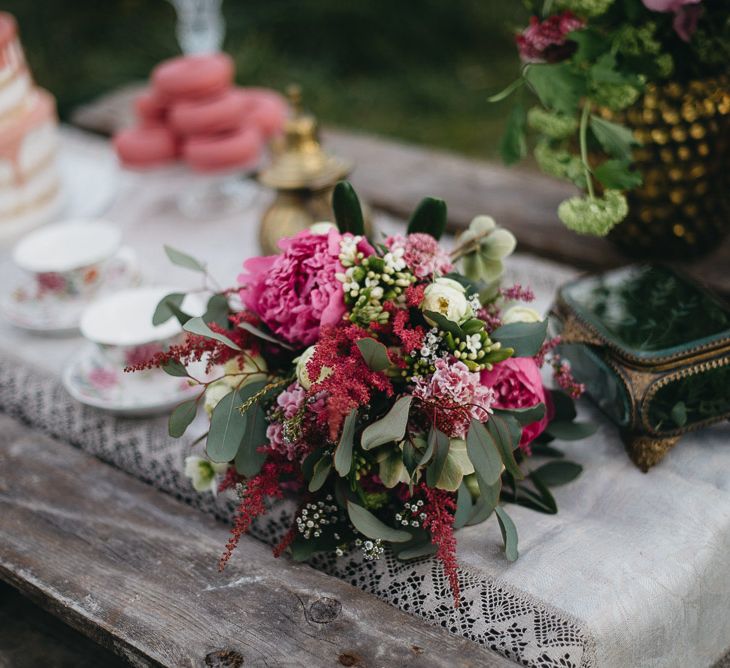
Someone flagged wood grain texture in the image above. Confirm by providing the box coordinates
[70,84,730,295]
[0,415,514,668]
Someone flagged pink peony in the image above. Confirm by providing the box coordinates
[516,12,585,63]
[414,358,494,438]
[642,0,702,41]
[481,357,552,453]
[385,233,454,278]
[238,229,371,348]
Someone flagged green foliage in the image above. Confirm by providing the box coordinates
[360,396,412,450]
[161,359,189,378]
[499,103,527,165]
[334,409,357,475]
[346,501,411,543]
[238,321,293,350]
[152,292,187,326]
[332,181,365,236]
[308,455,333,492]
[593,159,643,189]
[425,428,450,487]
[355,338,391,371]
[531,461,583,486]
[495,506,518,561]
[589,115,638,162]
[466,420,503,486]
[164,245,206,273]
[525,64,585,114]
[168,398,198,438]
[208,389,249,463]
[407,197,448,239]
[184,317,241,351]
[491,320,548,357]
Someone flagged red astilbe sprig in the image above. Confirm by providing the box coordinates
[419,485,461,608]
[217,466,242,495]
[219,458,296,570]
[308,324,394,440]
[125,312,261,374]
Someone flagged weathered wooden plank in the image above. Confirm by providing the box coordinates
[0,581,127,668]
[0,415,514,668]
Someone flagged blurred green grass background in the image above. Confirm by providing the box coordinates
[3,0,527,158]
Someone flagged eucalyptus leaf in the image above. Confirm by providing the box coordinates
[332,181,365,236]
[526,472,558,514]
[208,389,247,463]
[466,419,503,486]
[203,293,230,329]
[495,404,545,426]
[184,317,241,351]
[453,480,473,529]
[235,402,268,477]
[422,310,464,338]
[355,338,391,371]
[334,409,357,476]
[546,420,597,441]
[361,396,413,450]
[495,506,519,561]
[346,501,412,543]
[379,449,406,488]
[467,473,500,525]
[308,455,333,492]
[406,196,447,239]
[487,415,524,480]
[532,460,583,487]
[152,292,186,326]
[161,359,189,378]
[491,320,548,357]
[530,443,565,458]
[238,321,294,350]
[550,390,577,421]
[425,428,450,487]
[396,541,438,561]
[164,245,206,273]
[168,398,198,438]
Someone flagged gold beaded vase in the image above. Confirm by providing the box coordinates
[604,76,730,259]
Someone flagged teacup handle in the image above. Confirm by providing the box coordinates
[104,246,140,287]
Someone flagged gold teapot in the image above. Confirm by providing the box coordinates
[257,86,370,254]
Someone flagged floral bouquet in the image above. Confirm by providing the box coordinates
[495,0,728,235]
[131,182,593,605]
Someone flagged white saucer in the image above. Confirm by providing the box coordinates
[0,249,141,334]
[62,344,208,417]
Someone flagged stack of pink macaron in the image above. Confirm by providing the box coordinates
[113,53,288,172]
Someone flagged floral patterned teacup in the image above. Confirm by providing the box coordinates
[12,220,135,303]
[79,287,199,375]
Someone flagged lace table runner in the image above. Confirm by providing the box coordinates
[2,129,730,667]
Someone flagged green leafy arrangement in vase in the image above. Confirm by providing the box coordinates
[495,0,729,235]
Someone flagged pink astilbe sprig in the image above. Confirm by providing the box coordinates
[308,324,395,440]
[219,459,296,570]
[534,335,561,368]
[385,233,453,278]
[551,354,586,399]
[419,485,460,608]
[500,283,535,303]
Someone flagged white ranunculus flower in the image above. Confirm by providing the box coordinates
[203,380,233,417]
[422,277,470,325]
[502,305,543,325]
[220,353,268,389]
[295,345,332,390]
[184,456,228,494]
[309,221,336,235]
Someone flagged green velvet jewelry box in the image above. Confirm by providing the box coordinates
[550,265,730,471]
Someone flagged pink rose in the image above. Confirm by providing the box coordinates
[481,357,553,453]
[516,11,585,64]
[642,0,702,41]
[238,229,372,348]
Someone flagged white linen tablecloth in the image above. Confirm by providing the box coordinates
[1,128,729,668]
